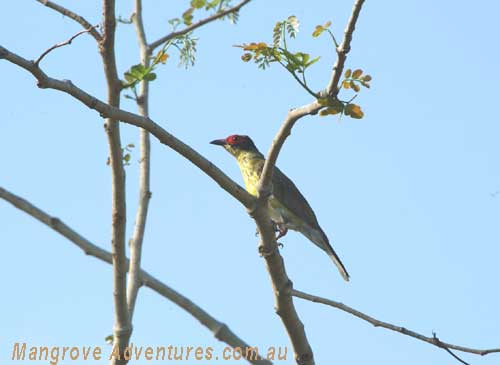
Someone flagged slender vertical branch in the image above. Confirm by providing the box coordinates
[326,0,365,96]
[100,0,130,362]
[126,0,152,321]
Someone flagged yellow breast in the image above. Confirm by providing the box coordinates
[236,152,263,196]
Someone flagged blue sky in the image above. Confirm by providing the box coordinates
[1,1,499,364]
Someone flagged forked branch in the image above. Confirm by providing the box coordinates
[0,46,255,209]
[148,0,252,54]
[0,186,271,365]
[35,25,99,66]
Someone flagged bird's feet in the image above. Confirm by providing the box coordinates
[275,223,288,240]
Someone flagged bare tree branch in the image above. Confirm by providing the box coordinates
[291,288,500,357]
[0,45,255,209]
[99,1,130,362]
[326,0,365,97]
[36,0,102,42]
[256,102,321,198]
[147,0,252,54]
[0,186,272,365]
[35,25,99,66]
[250,205,314,365]
[126,0,152,322]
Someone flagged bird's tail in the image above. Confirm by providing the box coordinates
[305,227,350,281]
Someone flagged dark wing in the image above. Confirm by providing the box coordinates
[272,166,321,229]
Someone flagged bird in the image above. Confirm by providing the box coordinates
[210,134,349,281]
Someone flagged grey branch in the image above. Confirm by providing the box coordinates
[292,289,500,357]
[250,204,314,365]
[35,25,99,66]
[126,0,152,322]
[252,2,367,363]
[100,1,130,362]
[258,0,365,195]
[0,186,272,365]
[147,0,252,54]
[36,0,102,41]
[0,46,255,209]
[326,0,365,97]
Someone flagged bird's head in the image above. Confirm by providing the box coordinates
[210,134,260,158]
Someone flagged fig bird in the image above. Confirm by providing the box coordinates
[210,134,349,281]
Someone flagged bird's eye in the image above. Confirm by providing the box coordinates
[232,136,239,142]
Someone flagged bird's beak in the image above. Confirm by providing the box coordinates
[210,139,227,146]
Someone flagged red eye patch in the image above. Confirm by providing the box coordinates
[227,135,245,145]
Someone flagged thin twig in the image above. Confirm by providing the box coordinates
[35,25,99,66]
[291,289,500,357]
[439,340,471,365]
[36,0,102,41]
[147,0,252,53]
[0,186,272,365]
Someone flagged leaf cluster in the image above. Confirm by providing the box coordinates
[317,68,371,119]
[238,16,316,73]
[106,143,135,166]
[237,16,373,119]
[174,0,239,27]
[122,48,169,90]
[342,68,371,92]
[237,16,322,97]
[317,98,364,119]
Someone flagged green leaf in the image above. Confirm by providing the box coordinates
[182,8,194,25]
[191,0,206,9]
[312,25,324,38]
[344,69,352,78]
[205,0,221,9]
[105,335,113,345]
[305,56,320,67]
[312,21,331,37]
[124,72,135,83]
[130,64,147,78]
[144,72,157,81]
